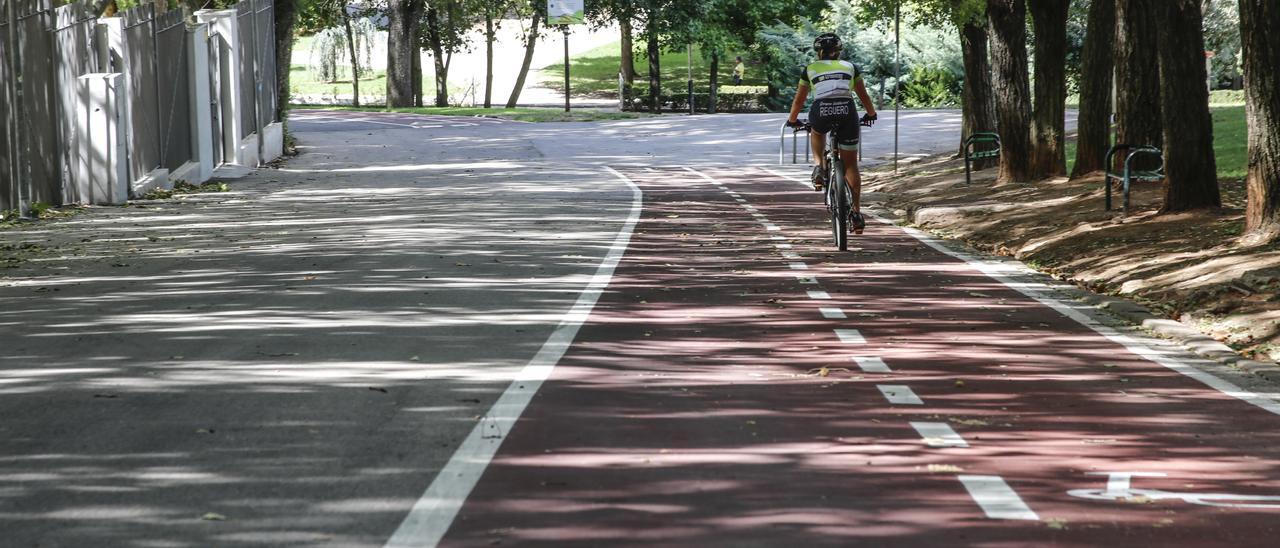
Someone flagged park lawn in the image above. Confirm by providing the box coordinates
[289,65,396,99]
[1066,105,1247,180]
[541,41,766,98]
[299,105,649,123]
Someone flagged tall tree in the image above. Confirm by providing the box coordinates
[1028,0,1070,179]
[339,3,361,107]
[422,1,474,107]
[1155,0,1220,212]
[987,0,1034,183]
[1241,0,1280,242]
[1115,0,1161,160]
[274,0,299,120]
[1070,0,1115,178]
[387,0,424,107]
[957,12,996,167]
[506,2,544,108]
[480,0,513,108]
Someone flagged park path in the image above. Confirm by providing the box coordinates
[1,110,1271,547]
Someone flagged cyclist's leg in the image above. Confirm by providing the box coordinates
[840,148,861,211]
[810,131,826,170]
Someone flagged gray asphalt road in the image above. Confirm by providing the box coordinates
[1,109,1019,546]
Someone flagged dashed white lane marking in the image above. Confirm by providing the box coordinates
[808,290,832,300]
[820,307,847,319]
[789,262,808,270]
[834,329,866,344]
[796,276,819,285]
[782,252,801,259]
[958,476,1040,521]
[384,167,644,547]
[744,205,758,212]
[877,385,924,405]
[735,198,747,203]
[770,235,785,241]
[852,356,891,373]
[911,422,969,448]
[775,243,793,249]
[765,224,781,231]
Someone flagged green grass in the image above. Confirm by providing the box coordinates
[1065,105,1247,179]
[541,41,765,98]
[288,65,436,100]
[299,105,649,123]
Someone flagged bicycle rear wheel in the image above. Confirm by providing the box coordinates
[830,160,848,251]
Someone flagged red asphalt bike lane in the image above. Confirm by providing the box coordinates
[435,166,1280,546]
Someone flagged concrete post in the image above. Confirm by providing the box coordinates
[188,22,214,183]
[77,73,129,205]
[195,9,255,168]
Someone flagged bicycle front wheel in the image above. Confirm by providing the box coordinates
[830,160,848,251]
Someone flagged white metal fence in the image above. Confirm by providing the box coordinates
[0,0,283,216]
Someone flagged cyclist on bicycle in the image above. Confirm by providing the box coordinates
[786,32,877,231]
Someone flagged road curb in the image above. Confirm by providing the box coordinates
[872,206,1280,384]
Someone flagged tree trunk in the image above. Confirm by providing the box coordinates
[340,6,360,107]
[958,17,997,169]
[273,0,298,120]
[484,12,494,108]
[1155,0,1220,212]
[1070,0,1115,178]
[1241,0,1280,242]
[709,52,719,114]
[385,0,421,107]
[1029,0,1070,179]
[647,26,660,113]
[1115,0,1162,165]
[413,47,423,107]
[620,17,637,85]
[507,10,542,109]
[987,0,1034,183]
[426,7,449,107]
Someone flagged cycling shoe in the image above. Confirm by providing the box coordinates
[851,212,867,234]
[811,166,827,191]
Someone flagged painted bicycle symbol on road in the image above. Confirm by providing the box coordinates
[1068,472,1280,509]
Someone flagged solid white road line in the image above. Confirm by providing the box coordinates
[820,307,847,319]
[834,329,866,344]
[877,385,924,405]
[808,291,832,300]
[761,166,1280,416]
[958,476,1040,521]
[383,168,644,548]
[911,422,969,448]
[852,356,892,373]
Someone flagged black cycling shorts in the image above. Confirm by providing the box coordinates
[808,97,860,151]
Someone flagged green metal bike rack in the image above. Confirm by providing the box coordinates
[1105,144,1164,216]
[964,132,1001,185]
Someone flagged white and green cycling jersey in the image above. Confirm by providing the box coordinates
[798,59,864,100]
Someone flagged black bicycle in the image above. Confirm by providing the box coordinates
[790,113,876,251]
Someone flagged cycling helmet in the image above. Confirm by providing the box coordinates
[813,33,842,54]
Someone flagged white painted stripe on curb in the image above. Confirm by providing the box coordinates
[958,476,1040,521]
[853,356,891,373]
[911,422,968,448]
[763,166,1280,416]
[789,262,808,270]
[383,167,644,548]
[834,329,866,344]
[820,307,847,319]
[877,385,923,405]
[808,291,832,300]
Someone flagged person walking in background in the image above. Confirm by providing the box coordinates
[733,56,746,85]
